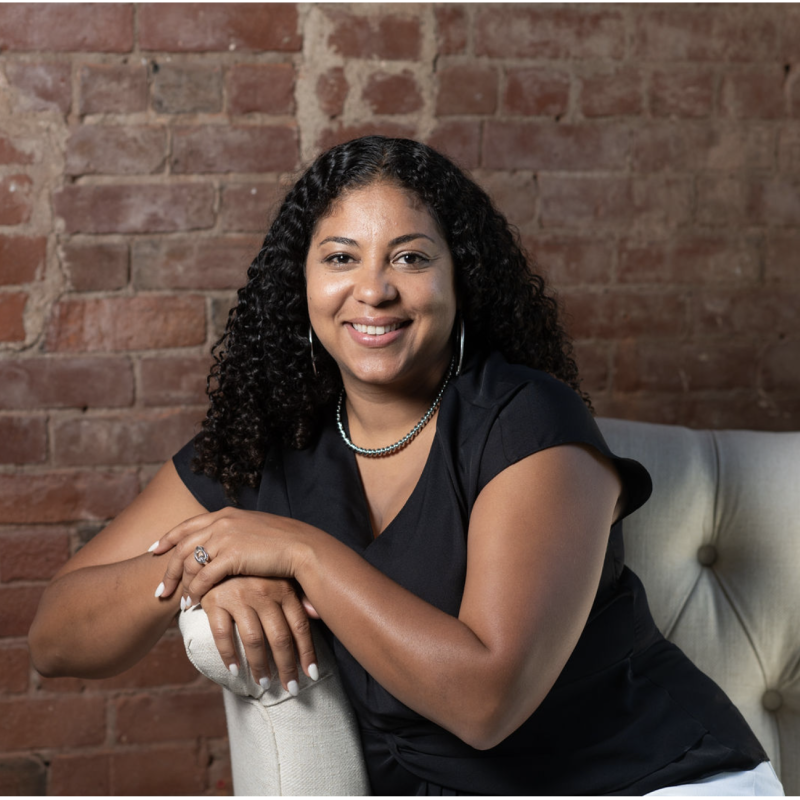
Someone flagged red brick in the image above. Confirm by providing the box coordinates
[746,180,800,226]
[619,237,759,285]
[171,125,297,174]
[436,66,497,116]
[722,68,787,119]
[0,135,34,165]
[692,289,800,338]
[573,340,611,393]
[79,63,147,115]
[696,177,747,226]
[316,67,348,118]
[482,122,629,171]
[207,738,233,796]
[132,235,259,291]
[65,126,167,176]
[227,63,294,115]
[317,122,417,154]
[53,183,215,234]
[151,63,223,114]
[761,340,800,392]
[0,695,105,749]
[0,293,26,341]
[52,409,202,467]
[49,754,110,796]
[0,527,70,581]
[0,471,138,524]
[0,4,132,52]
[0,416,46,465]
[593,394,685,428]
[778,126,800,173]
[476,7,624,59]
[363,70,424,115]
[560,289,686,339]
[0,175,34,226]
[139,3,301,52]
[504,67,570,117]
[45,295,206,352]
[766,236,800,284]
[4,61,71,113]
[59,240,129,291]
[436,5,468,55]
[327,11,421,60]
[0,644,30,693]
[210,294,238,342]
[0,585,45,637]
[650,68,715,118]
[116,690,226,744]
[0,757,46,795]
[580,66,642,118]
[0,357,134,410]
[0,236,46,285]
[477,171,538,231]
[220,182,283,232]
[525,238,614,286]
[426,121,481,171]
[111,744,207,795]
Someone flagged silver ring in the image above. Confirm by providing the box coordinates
[194,546,211,566]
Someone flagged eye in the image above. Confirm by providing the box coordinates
[323,252,355,266]
[395,252,431,268]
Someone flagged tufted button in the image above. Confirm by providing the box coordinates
[762,690,783,711]
[697,544,718,566]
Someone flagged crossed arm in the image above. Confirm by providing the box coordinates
[29,443,620,750]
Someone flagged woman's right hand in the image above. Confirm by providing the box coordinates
[196,576,319,695]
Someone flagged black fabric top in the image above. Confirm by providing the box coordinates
[173,350,767,796]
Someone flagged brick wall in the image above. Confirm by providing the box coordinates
[0,3,798,794]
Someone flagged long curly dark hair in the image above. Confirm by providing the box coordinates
[192,136,588,501]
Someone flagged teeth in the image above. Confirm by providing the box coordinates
[352,322,401,335]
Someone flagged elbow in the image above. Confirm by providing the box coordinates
[448,693,531,752]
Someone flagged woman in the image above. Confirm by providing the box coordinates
[30,137,780,795]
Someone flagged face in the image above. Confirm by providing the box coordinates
[306,181,457,395]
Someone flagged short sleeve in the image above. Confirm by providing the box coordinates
[173,438,232,512]
[476,375,652,521]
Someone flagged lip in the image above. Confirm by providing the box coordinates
[344,318,410,347]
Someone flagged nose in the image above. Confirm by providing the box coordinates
[352,261,398,306]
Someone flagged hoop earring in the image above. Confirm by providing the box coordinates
[308,326,318,378]
[455,316,465,377]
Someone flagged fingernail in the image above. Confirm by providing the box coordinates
[185,596,192,608]
[228,664,239,677]
[147,540,159,553]
[180,596,186,611]
[308,663,319,681]
[287,680,299,697]
[259,676,271,691]
[155,582,165,598]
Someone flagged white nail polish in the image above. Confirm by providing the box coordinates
[184,596,192,608]
[287,680,299,697]
[228,664,239,677]
[259,676,271,691]
[147,540,159,553]
[180,596,186,611]
[155,582,165,598]
[308,663,319,681]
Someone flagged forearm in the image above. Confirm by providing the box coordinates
[29,553,179,679]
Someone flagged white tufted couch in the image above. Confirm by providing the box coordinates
[180,418,799,795]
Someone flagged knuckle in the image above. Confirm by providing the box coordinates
[241,631,266,650]
[292,616,311,637]
[269,632,294,652]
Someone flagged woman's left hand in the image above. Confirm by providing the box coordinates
[149,508,311,604]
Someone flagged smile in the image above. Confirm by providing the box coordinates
[351,322,404,335]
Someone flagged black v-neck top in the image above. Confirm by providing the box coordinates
[174,351,766,795]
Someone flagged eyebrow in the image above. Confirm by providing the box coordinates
[316,233,436,247]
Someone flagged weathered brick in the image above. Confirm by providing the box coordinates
[65,126,167,176]
[436,5,468,55]
[696,177,747,227]
[580,66,642,118]
[227,63,294,115]
[526,238,614,286]
[650,68,715,118]
[0,645,30,693]
[0,175,34,225]
[761,340,800,392]
[59,240,129,291]
[0,471,138,523]
[476,7,624,59]
[0,237,45,285]
[0,757,46,795]
[316,67,348,118]
[52,409,203,467]
[363,70,424,115]
[0,696,105,749]
[0,4,132,51]
[79,63,148,115]
[436,65,497,116]
[210,294,238,342]
[0,293,26,341]
[45,295,206,352]
[98,634,200,690]
[0,357,134,409]
[49,754,110,796]
[151,63,222,114]
[503,67,570,118]
[692,289,800,338]
[220,182,283,232]
[0,527,71,581]
[111,744,207,795]
[573,340,611,394]
[476,171,538,231]
[116,690,226,744]
[132,235,260,290]
[746,180,800,226]
[140,356,211,407]
[0,134,34,165]
[139,3,301,52]
[4,61,71,113]
[207,738,233,796]
[0,585,45,637]
[326,11,421,60]
[722,67,787,119]
[317,122,417,154]
[171,125,297,173]
[0,416,47,465]
[426,121,481,171]
[53,183,215,234]
[766,236,800,284]
[778,125,800,173]
[482,122,629,171]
